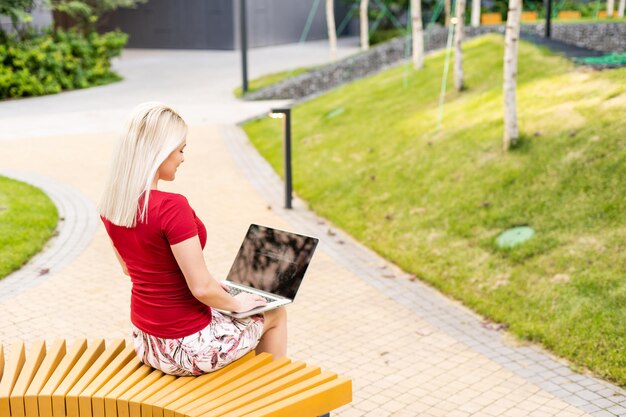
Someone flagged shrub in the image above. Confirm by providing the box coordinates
[0,29,127,99]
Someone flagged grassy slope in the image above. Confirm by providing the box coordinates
[244,34,626,386]
[0,176,58,279]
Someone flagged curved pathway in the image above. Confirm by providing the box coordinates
[0,169,98,303]
[0,38,624,416]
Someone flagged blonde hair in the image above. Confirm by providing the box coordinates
[98,102,188,227]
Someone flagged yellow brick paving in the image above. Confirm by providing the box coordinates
[0,126,592,416]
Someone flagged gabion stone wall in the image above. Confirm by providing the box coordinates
[522,22,626,53]
[245,25,502,101]
[245,22,625,101]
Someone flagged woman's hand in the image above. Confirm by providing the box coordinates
[233,293,267,313]
[171,237,266,312]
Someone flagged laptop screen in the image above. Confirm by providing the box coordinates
[226,224,318,300]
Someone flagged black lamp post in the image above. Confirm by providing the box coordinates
[270,108,292,209]
[545,0,552,38]
[240,0,249,93]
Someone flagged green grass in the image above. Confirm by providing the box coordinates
[243,34,626,386]
[0,176,58,279]
[234,67,315,97]
[370,28,407,45]
[549,17,626,24]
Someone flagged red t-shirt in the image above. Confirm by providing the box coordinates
[101,190,211,339]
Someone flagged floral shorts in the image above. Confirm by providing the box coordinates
[132,310,264,376]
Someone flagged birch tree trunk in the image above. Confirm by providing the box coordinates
[360,0,369,50]
[454,0,466,91]
[471,0,481,27]
[503,0,523,151]
[445,0,451,26]
[411,0,424,69]
[618,0,625,17]
[326,0,337,60]
[608,0,615,16]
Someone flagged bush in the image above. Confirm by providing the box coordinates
[554,0,598,17]
[0,29,127,99]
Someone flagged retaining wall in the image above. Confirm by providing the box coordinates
[246,22,626,101]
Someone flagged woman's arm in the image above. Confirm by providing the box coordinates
[170,236,266,313]
[111,242,129,276]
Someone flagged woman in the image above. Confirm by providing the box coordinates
[98,102,287,376]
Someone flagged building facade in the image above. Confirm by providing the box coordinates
[102,0,355,50]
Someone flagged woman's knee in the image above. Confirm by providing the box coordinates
[265,307,287,327]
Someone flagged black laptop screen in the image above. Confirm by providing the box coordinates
[226,224,318,300]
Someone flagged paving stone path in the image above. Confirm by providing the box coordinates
[1,39,625,417]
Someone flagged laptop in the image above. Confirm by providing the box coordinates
[215,224,319,319]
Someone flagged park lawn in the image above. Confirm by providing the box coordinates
[0,176,58,279]
[550,16,626,24]
[243,34,626,386]
[234,66,314,97]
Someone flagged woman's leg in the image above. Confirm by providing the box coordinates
[255,307,287,358]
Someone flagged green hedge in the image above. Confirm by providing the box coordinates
[0,29,127,99]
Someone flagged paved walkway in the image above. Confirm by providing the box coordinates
[1,39,625,417]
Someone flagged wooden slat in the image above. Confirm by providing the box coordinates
[162,353,272,417]
[24,340,66,417]
[178,358,293,417]
[242,376,352,417]
[10,340,46,417]
[152,353,255,417]
[38,340,87,417]
[0,341,26,417]
[104,365,152,417]
[78,344,135,417]
[51,339,105,417]
[0,345,4,383]
[215,371,339,417]
[188,361,311,417]
[115,370,164,417]
[127,375,176,417]
[92,357,143,417]
[65,340,125,417]
[0,338,352,417]
[141,377,194,417]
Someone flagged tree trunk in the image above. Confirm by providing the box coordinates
[412,0,424,69]
[360,0,369,51]
[608,0,615,16]
[618,0,625,17]
[454,0,466,91]
[326,0,337,61]
[503,0,522,151]
[471,0,481,26]
[445,0,451,26]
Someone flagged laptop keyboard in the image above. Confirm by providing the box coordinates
[226,286,276,303]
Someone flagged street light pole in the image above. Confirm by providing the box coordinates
[270,108,292,209]
[545,0,552,38]
[240,0,249,94]
[283,109,292,209]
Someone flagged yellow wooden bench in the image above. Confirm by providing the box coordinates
[521,11,538,22]
[481,13,503,25]
[557,10,582,20]
[0,340,352,417]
